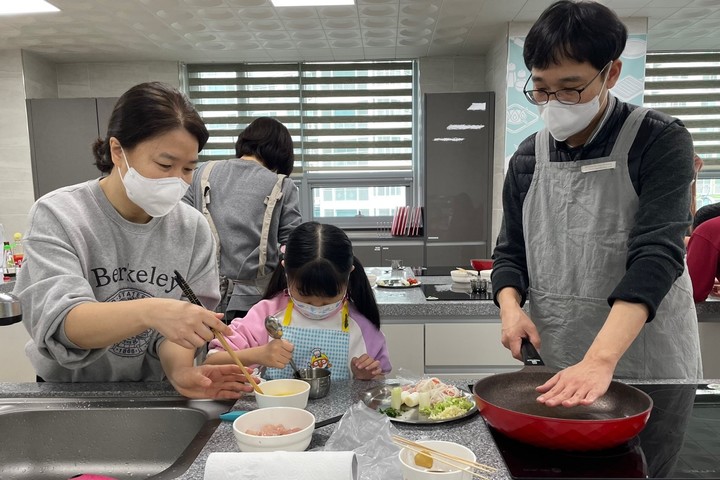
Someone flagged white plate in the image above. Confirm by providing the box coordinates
[361,384,477,424]
[376,279,421,288]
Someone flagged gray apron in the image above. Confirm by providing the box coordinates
[523,107,702,379]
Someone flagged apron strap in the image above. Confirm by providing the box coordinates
[258,174,287,277]
[283,297,351,332]
[610,107,648,158]
[535,129,551,164]
[200,160,222,269]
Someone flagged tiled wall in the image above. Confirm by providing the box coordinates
[0,50,35,247]
[418,56,486,94]
[485,27,510,251]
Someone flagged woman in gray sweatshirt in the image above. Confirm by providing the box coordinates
[15,82,252,399]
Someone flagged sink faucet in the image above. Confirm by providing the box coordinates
[0,292,22,326]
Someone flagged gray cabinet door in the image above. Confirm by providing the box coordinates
[96,97,118,138]
[381,244,424,267]
[27,98,102,199]
[424,92,494,268]
[27,97,118,200]
[352,244,382,267]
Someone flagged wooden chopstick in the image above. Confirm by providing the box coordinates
[393,435,496,477]
[211,328,264,394]
[173,270,264,394]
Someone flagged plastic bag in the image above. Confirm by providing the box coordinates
[321,401,402,480]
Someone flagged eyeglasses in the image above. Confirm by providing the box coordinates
[523,62,612,106]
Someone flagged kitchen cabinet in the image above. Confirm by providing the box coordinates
[424,92,494,269]
[27,97,117,199]
[424,322,520,378]
[699,322,720,378]
[352,240,424,269]
[381,323,424,374]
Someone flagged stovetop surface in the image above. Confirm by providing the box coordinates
[421,283,493,301]
[485,383,720,479]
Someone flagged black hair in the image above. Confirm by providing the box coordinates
[92,81,209,173]
[263,222,380,329]
[235,117,294,176]
[693,202,720,230]
[523,1,627,71]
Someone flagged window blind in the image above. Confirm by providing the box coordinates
[645,52,720,171]
[186,61,414,176]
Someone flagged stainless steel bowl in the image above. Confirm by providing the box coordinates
[295,367,331,399]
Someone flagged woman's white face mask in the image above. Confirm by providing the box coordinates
[537,65,611,142]
[120,147,190,218]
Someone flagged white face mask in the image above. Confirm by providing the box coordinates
[290,293,345,320]
[537,71,610,142]
[120,147,190,218]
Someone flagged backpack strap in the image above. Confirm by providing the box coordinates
[200,161,221,269]
[258,173,287,277]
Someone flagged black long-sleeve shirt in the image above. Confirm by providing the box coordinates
[492,97,695,321]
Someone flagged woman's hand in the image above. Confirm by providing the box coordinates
[259,339,294,369]
[534,358,614,407]
[351,354,383,380]
[145,298,230,350]
[167,364,254,399]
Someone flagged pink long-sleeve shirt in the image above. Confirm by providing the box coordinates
[207,293,392,376]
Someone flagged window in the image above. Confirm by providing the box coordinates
[645,52,720,211]
[185,61,416,228]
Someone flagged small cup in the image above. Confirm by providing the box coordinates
[295,367,331,399]
[470,277,487,293]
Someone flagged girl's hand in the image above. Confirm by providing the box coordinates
[145,298,230,350]
[351,354,383,380]
[260,339,294,368]
[169,364,254,399]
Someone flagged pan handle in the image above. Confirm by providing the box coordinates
[521,337,545,366]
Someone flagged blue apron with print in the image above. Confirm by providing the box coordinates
[264,300,351,381]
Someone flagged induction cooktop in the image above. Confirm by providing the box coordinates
[421,283,493,301]
[482,383,720,479]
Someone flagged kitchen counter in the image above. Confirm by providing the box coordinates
[375,275,720,322]
[1,378,718,480]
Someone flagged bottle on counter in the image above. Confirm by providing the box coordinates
[3,242,16,278]
[12,233,23,269]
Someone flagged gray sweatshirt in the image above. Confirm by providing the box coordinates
[14,179,219,382]
[183,159,302,312]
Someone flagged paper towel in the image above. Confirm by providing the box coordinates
[204,451,358,480]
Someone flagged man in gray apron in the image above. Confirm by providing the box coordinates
[492,1,702,408]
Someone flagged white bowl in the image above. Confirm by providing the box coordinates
[478,269,492,281]
[233,407,315,452]
[399,440,477,480]
[367,273,378,287]
[450,269,478,283]
[254,378,310,409]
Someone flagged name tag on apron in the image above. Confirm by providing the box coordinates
[581,161,616,173]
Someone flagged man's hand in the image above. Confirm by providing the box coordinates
[535,358,614,407]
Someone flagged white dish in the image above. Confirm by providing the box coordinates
[450,270,477,283]
[254,378,310,409]
[399,440,477,479]
[233,407,315,453]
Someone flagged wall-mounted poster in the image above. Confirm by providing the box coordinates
[504,34,647,172]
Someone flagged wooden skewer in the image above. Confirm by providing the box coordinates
[393,435,496,477]
[212,328,264,394]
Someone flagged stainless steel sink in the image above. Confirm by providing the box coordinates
[0,396,235,480]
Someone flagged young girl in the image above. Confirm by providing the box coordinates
[205,222,391,380]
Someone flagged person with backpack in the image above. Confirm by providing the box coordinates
[184,117,302,322]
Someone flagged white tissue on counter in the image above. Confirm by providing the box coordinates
[203,451,358,480]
